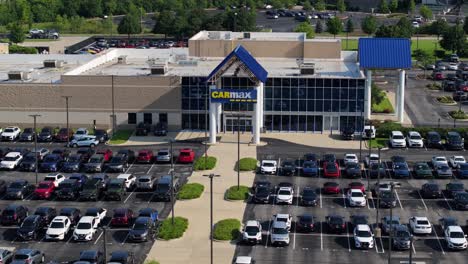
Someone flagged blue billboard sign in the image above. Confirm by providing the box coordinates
[210,88,257,103]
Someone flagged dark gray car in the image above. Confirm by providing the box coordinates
[381,216,400,234]
[392,225,412,250]
[128,217,154,242]
[11,249,44,264]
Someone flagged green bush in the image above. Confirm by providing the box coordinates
[158,217,189,240]
[145,261,160,264]
[177,183,204,200]
[238,157,257,171]
[193,156,217,170]
[426,83,441,90]
[213,218,241,241]
[449,110,468,120]
[225,185,250,200]
[108,129,133,144]
[9,45,38,54]
[437,96,455,104]
[375,121,403,138]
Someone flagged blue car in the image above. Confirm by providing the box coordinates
[138,208,158,222]
[456,163,468,179]
[302,161,318,176]
[68,173,89,189]
[393,162,410,178]
[39,154,63,172]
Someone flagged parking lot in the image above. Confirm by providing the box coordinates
[0,141,202,263]
[234,138,468,264]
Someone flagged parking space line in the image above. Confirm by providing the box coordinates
[264,220,272,249]
[417,191,428,211]
[124,161,135,174]
[93,230,103,245]
[66,233,74,244]
[121,231,130,245]
[346,226,351,252]
[440,192,452,210]
[124,191,134,204]
[342,193,347,209]
[320,222,323,251]
[277,158,281,176]
[319,189,322,208]
[432,224,445,255]
[378,237,385,253]
[394,189,403,210]
[412,241,416,255]
[146,163,155,174]
[147,192,156,204]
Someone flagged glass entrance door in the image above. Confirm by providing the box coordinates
[323,115,340,131]
[225,115,252,132]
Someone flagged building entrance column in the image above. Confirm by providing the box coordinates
[252,82,263,145]
[397,69,406,123]
[364,69,372,120]
[209,84,217,144]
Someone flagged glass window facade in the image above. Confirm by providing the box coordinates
[181,77,209,130]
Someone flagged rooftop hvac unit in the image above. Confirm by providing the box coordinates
[300,62,315,75]
[150,65,167,75]
[8,71,32,81]
[243,32,251,39]
[43,60,64,68]
[117,56,127,64]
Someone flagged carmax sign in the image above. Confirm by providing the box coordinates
[210,88,257,103]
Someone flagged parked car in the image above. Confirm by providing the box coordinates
[84,154,105,173]
[353,225,374,249]
[406,131,424,148]
[39,154,63,172]
[346,189,366,207]
[33,207,56,226]
[55,128,73,142]
[104,178,127,201]
[107,154,129,172]
[252,182,271,204]
[0,249,14,264]
[413,162,433,178]
[137,150,154,164]
[135,123,151,136]
[300,187,318,206]
[34,181,55,200]
[136,175,154,191]
[393,162,410,178]
[117,149,135,163]
[46,216,71,241]
[153,122,168,136]
[302,160,318,176]
[444,225,467,250]
[341,126,355,140]
[155,149,171,163]
[392,225,412,250]
[1,204,28,225]
[117,174,136,191]
[379,190,397,208]
[94,129,109,143]
[345,162,361,178]
[37,127,55,142]
[111,208,134,227]
[77,148,95,161]
[276,186,294,205]
[456,163,468,178]
[62,154,85,172]
[19,153,38,172]
[5,180,34,200]
[59,207,81,226]
[80,178,105,201]
[281,159,296,176]
[326,215,346,234]
[17,215,45,240]
[322,182,340,194]
[381,216,400,234]
[421,183,441,199]
[69,136,99,148]
[364,153,380,167]
[409,216,432,235]
[128,217,155,242]
[19,128,35,141]
[296,214,316,233]
[260,159,277,174]
[73,128,89,140]
[0,152,23,170]
[56,179,81,200]
[435,164,453,178]
[432,156,448,167]
[323,162,340,178]
[177,148,195,163]
[446,131,464,150]
[269,220,290,246]
[78,250,104,264]
[453,191,468,210]
[445,182,464,198]
[11,249,44,264]
[242,220,263,245]
[361,125,376,139]
[369,163,386,178]
[1,126,21,141]
[73,216,97,241]
[449,156,466,168]
[389,131,406,148]
[108,251,134,264]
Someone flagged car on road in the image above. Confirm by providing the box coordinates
[1,204,28,225]
[323,161,340,178]
[322,182,340,194]
[104,179,127,201]
[456,163,468,178]
[12,249,44,264]
[435,164,453,178]
[1,126,21,141]
[39,154,63,172]
[111,208,134,227]
[43,173,65,187]
[0,152,23,170]
[128,217,154,242]
[353,224,374,249]
[379,190,397,208]
[302,160,318,176]
[56,179,81,200]
[341,126,355,140]
[137,150,154,163]
[453,191,468,210]
[34,181,55,200]
[84,207,107,226]
[343,153,358,165]
[84,154,105,172]
[270,220,290,246]
[432,156,448,167]
[362,125,376,139]
[444,225,467,250]
[409,216,432,235]
[364,153,380,168]
[281,159,296,176]
[260,159,277,174]
[153,122,168,136]
[276,186,293,205]
[326,215,346,234]
[393,162,410,178]
[381,216,400,234]
[17,215,44,241]
[421,183,441,199]
[300,187,318,206]
[135,122,151,136]
[241,220,262,244]
[445,182,464,198]
[449,156,466,168]
[389,131,406,148]
[0,249,14,264]
[406,131,424,148]
[19,152,38,172]
[346,189,366,207]
[295,214,316,233]
[19,128,35,141]
[37,127,55,142]
[46,216,71,241]
[59,207,81,226]
[392,225,412,250]
[413,162,433,178]
[69,136,99,148]
[73,216,97,241]
[117,173,136,191]
[6,180,34,200]
[178,148,195,163]
[345,162,361,178]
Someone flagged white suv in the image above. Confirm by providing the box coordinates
[362,126,376,139]
[344,154,358,165]
[347,189,367,207]
[390,131,406,148]
[241,220,262,244]
[260,160,277,174]
[276,187,293,205]
[444,226,467,250]
[409,216,432,235]
[73,216,97,241]
[1,126,21,141]
[0,152,23,170]
[46,216,71,241]
[406,131,424,148]
[353,224,374,249]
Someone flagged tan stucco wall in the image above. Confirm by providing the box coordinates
[236,40,303,58]
[303,41,341,59]
[0,43,8,54]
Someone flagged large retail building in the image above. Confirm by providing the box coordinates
[0,31,410,142]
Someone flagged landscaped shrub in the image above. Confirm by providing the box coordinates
[449,110,468,120]
[9,45,38,54]
[177,183,204,200]
[238,157,257,171]
[225,185,250,200]
[158,217,189,240]
[437,96,455,104]
[193,156,217,170]
[213,218,241,241]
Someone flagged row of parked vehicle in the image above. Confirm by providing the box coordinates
[0,146,195,172]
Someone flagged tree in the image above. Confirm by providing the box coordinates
[419,5,433,20]
[314,0,326,11]
[408,0,416,14]
[345,19,354,49]
[375,24,394,37]
[315,20,323,33]
[153,11,176,38]
[361,15,377,36]
[303,1,313,11]
[9,23,25,44]
[295,22,315,38]
[327,17,343,38]
[337,0,346,13]
[440,25,466,54]
[117,13,140,39]
[379,0,389,13]
[371,83,385,107]
[390,0,398,13]
[464,16,468,34]
[395,17,413,38]
[413,49,434,77]
[431,18,449,40]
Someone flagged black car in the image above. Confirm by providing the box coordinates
[281,159,296,176]
[1,204,28,225]
[426,131,443,149]
[51,148,71,160]
[117,149,136,163]
[326,215,346,234]
[296,214,316,233]
[153,122,168,136]
[303,153,317,162]
[453,191,468,210]
[392,225,412,250]
[39,154,63,172]
[76,148,96,162]
[62,154,85,172]
[391,156,406,164]
[345,162,361,178]
[94,129,109,143]
[369,163,386,178]
[33,207,57,226]
[421,183,441,199]
[350,215,368,228]
[341,126,355,140]
[84,154,105,172]
[68,173,88,189]
[108,251,134,264]
[6,180,34,200]
[19,153,37,172]
[252,184,271,204]
[0,180,6,195]
[19,128,35,142]
[59,207,81,226]
[78,250,105,264]
[446,131,464,150]
[300,187,318,206]
[456,163,468,179]
[445,182,465,198]
[37,127,54,142]
[153,175,174,202]
[79,178,105,201]
[104,179,127,201]
[17,215,45,240]
[135,122,151,136]
[322,154,337,165]
[378,190,397,208]
[128,217,154,242]
[56,179,81,200]
[106,154,129,172]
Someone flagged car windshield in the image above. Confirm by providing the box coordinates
[139,153,148,157]
[386,220,400,225]
[395,231,409,238]
[50,222,64,228]
[76,130,85,135]
[14,254,29,260]
[37,183,50,189]
[21,219,35,228]
[45,156,58,162]
[108,183,122,189]
[351,192,363,197]
[278,190,291,195]
[60,183,73,188]
[67,156,80,162]
[23,155,35,162]
[133,222,147,230]
[303,161,316,168]
[438,165,450,170]
[90,157,102,163]
[455,158,465,162]
[9,182,24,188]
[456,193,468,200]
[3,156,18,161]
[347,163,359,169]
[156,185,170,192]
[283,161,293,167]
[416,220,429,225]
[180,152,190,156]
[23,128,33,133]
[429,134,440,141]
[393,135,404,139]
[326,164,336,170]
[345,155,356,159]
[394,164,407,170]
[276,217,288,223]
[272,228,288,234]
[77,223,91,229]
[256,187,269,195]
[4,129,14,133]
[448,135,461,141]
[114,212,126,217]
[357,231,371,237]
[303,189,315,197]
[380,191,394,198]
[450,232,465,238]
[416,164,429,170]
[110,157,122,163]
[410,135,421,140]
[329,218,343,225]
[262,162,275,167]
[158,152,168,156]
[245,226,259,233]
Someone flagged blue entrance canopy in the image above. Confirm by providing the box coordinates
[205,45,268,84]
[358,38,412,69]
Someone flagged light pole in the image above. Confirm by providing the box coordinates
[29,114,41,184]
[111,75,116,136]
[388,182,396,264]
[203,173,220,264]
[367,129,372,192]
[234,12,238,32]
[62,96,71,146]
[168,139,175,225]
[359,99,364,161]
[375,147,382,238]
[101,226,107,263]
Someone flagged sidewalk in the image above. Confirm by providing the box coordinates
[146,135,257,264]
[370,90,413,126]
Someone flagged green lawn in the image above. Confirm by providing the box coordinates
[372,96,394,113]
[368,137,388,148]
[108,129,133,145]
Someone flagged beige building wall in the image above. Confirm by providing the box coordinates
[303,41,341,59]
[0,43,8,54]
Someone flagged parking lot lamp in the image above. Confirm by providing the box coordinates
[367,129,372,192]
[374,147,382,238]
[388,182,395,264]
[359,100,364,161]
[168,139,175,225]
[203,173,220,264]
[29,114,41,184]
[62,96,72,146]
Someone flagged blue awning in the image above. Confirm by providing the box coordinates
[205,45,268,84]
[358,38,412,69]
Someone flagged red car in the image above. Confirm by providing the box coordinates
[348,182,366,193]
[55,128,73,142]
[34,181,55,200]
[433,72,444,80]
[137,150,154,163]
[96,149,113,162]
[111,208,134,227]
[177,148,195,163]
[323,162,340,178]
[323,182,340,194]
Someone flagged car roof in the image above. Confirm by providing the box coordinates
[5,152,21,157]
[235,256,252,263]
[110,251,128,259]
[356,224,371,231]
[245,220,259,226]
[350,189,363,193]
[413,216,429,221]
[52,216,69,222]
[79,216,95,223]
[117,174,132,179]
[393,224,409,231]
[391,131,403,135]
[15,249,35,255]
[135,217,151,223]
[272,221,288,228]
[447,226,464,232]
[408,131,420,135]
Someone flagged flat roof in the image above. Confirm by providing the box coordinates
[0,54,94,83]
[190,31,306,41]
